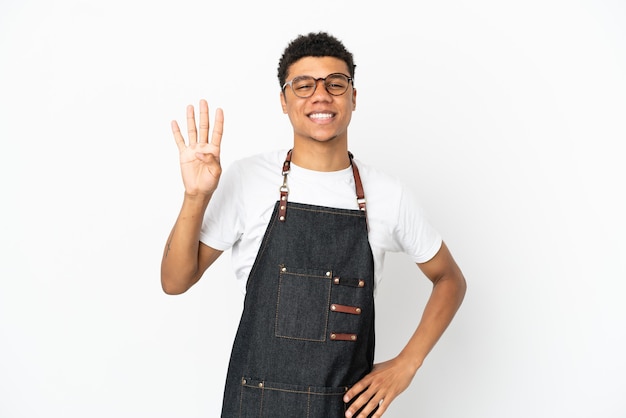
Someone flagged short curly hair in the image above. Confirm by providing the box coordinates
[277,32,356,89]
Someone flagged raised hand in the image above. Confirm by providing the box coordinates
[171,99,224,197]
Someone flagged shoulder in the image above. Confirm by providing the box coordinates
[351,158,408,199]
[353,157,430,230]
[353,158,442,261]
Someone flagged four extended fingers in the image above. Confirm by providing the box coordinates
[172,100,223,151]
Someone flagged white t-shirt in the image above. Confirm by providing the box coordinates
[200,149,442,293]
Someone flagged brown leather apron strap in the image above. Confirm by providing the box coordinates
[330,303,362,315]
[279,149,367,222]
[330,332,358,342]
[348,152,366,212]
[278,149,293,221]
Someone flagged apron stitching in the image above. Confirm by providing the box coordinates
[290,206,366,218]
[274,269,331,342]
[238,379,244,418]
[307,387,311,418]
[259,382,264,416]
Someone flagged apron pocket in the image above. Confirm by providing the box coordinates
[275,265,332,341]
[239,377,346,418]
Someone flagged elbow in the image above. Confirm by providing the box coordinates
[161,281,186,295]
[160,271,193,295]
[455,273,467,305]
[435,270,467,307]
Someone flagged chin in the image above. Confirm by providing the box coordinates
[308,132,340,143]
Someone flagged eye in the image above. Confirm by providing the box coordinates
[292,76,315,91]
[327,82,346,89]
[326,75,349,92]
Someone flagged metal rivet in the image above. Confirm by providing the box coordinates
[280,205,285,210]
[281,196,286,201]
[356,308,362,314]
[326,271,331,277]
[351,335,356,341]
[242,379,247,385]
[358,280,365,287]
[330,333,336,340]
[258,382,264,388]
[281,267,287,272]
[334,278,340,284]
[279,216,285,221]
[331,305,336,311]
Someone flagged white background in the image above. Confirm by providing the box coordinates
[1,0,625,417]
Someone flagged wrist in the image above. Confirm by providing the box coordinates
[396,350,425,375]
[182,191,212,210]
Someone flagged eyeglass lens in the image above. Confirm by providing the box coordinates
[290,74,350,98]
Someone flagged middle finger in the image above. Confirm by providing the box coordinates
[198,99,209,144]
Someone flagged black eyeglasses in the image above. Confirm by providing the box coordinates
[282,73,353,98]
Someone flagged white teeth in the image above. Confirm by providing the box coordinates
[309,113,333,119]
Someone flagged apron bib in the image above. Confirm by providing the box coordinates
[221,151,376,417]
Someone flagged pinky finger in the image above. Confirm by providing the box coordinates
[171,120,186,152]
[372,399,388,418]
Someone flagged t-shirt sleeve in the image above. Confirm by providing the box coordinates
[394,186,443,264]
[199,162,244,251]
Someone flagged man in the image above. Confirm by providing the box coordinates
[161,32,466,418]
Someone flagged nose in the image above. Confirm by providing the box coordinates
[311,78,332,99]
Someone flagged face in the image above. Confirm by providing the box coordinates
[280,56,357,146]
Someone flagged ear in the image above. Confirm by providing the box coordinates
[352,88,357,110]
[280,91,288,113]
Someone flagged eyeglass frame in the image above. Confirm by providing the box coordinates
[282,73,354,98]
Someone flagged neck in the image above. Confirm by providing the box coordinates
[291,139,350,172]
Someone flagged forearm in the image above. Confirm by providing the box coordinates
[397,272,466,372]
[160,192,212,294]
[342,267,466,417]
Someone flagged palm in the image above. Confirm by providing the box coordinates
[172,100,224,196]
[179,142,221,194]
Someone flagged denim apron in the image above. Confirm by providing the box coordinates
[221,150,376,417]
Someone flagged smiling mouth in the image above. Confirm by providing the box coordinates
[309,112,334,120]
